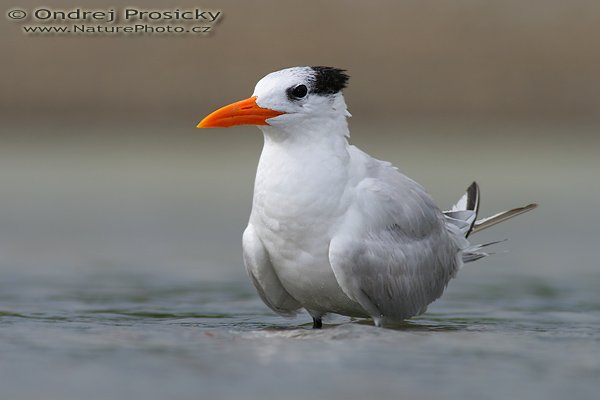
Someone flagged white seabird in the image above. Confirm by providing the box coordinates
[198,66,537,328]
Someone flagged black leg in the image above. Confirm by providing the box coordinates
[312,317,322,329]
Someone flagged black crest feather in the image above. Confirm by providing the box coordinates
[310,66,349,95]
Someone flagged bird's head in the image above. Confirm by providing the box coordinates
[197,66,350,137]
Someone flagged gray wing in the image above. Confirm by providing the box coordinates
[328,157,462,324]
[243,224,301,316]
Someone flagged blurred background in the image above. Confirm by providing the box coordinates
[1,0,598,290]
[1,1,599,400]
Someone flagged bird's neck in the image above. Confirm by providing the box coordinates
[253,117,351,223]
[259,116,350,168]
[260,113,350,146]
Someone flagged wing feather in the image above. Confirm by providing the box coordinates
[329,155,462,323]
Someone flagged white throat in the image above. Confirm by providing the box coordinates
[260,114,349,146]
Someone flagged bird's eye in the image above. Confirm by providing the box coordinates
[288,84,308,100]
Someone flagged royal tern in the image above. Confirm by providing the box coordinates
[198,66,537,328]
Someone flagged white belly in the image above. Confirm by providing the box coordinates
[251,185,366,317]
[257,225,366,316]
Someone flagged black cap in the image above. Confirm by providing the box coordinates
[310,66,349,95]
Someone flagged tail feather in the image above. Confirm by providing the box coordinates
[446,182,480,237]
[461,239,507,263]
[451,181,480,215]
[471,203,538,234]
[445,182,538,263]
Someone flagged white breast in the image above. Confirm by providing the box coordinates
[249,134,366,315]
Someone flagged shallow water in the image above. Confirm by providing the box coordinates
[1,270,598,400]
[0,119,599,399]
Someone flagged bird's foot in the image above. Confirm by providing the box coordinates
[312,317,322,329]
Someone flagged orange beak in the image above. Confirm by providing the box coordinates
[197,96,285,128]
